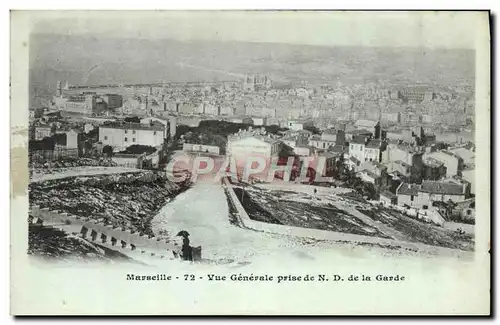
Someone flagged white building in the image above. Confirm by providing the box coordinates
[354,120,381,139]
[183,143,220,155]
[284,120,314,131]
[99,122,166,150]
[309,135,336,151]
[252,117,267,126]
[396,181,467,209]
[65,129,82,149]
[424,151,462,177]
[34,125,55,140]
[227,135,282,171]
[349,136,385,163]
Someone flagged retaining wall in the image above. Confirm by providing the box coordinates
[222,178,471,257]
[29,205,179,262]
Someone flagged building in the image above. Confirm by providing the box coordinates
[284,120,314,131]
[357,169,383,187]
[349,136,386,164]
[345,129,373,142]
[380,191,398,206]
[252,117,267,126]
[294,146,314,157]
[449,147,475,166]
[99,122,167,150]
[354,120,380,139]
[309,135,336,151]
[398,86,434,102]
[65,128,83,149]
[424,151,462,177]
[396,180,467,209]
[227,135,283,177]
[34,125,55,140]
[381,112,401,124]
[317,151,342,178]
[357,161,389,188]
[320,128,337,142]
[422,157,447,180]
[54,93,99,115]
[140,116,177,139]
[101,94,123,109]
[364,139,385,162]
[183,143,220,155]
[111,153,144,168]
[384,143,424,181]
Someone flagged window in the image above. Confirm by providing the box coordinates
[410,195,414,202]
[153,131,157,135]
[124,137,128,142]
[132,130,136,134]
[423,205,428,210]
[124,130,128,134]
[467,209,472,216]
[132,138,136,143]
[104,136,108,140]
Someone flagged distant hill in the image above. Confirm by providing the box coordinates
[29,33,475,107]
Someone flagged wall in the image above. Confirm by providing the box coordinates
[222,178,460,255]
[29,205,180,263]
[425,152,459,177]
[99,127,165,149]
[183,143,220,155]
[111,155,141,168]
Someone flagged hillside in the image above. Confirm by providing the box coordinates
[29,33,475,107]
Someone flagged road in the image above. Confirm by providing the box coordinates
[151,181,282,263]
[150,182,470,268]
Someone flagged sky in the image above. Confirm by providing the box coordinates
[26,11,487,49]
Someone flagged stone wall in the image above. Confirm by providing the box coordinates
[29,205,180,262]
[222,178,469,257]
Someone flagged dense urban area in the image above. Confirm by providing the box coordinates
[25,43,476,264]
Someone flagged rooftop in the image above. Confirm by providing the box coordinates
[380,191,397,199]
[229,134,281,145]
[329,144,346,153]
[347,129,373,135]
[351,135,368,144]
[100,122,165,131]
[420,180,464,195]
[355,120,379,128]
[322,128,337,135]
[423,157,445,168]
[394,160,411,167]
[366,139,383,149]
[397,183,420,196]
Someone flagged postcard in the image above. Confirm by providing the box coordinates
[10,10,490,315]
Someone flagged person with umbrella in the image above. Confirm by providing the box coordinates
[177,230,192,261]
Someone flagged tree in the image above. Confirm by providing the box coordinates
[103,145,114,157]
[303,125,321,135]
[121,145,157,155]
[124,116,141,123]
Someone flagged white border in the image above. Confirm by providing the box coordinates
[3,1,496,323]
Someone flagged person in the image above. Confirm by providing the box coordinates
[182,235,193,261]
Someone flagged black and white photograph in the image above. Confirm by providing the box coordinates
[10,10,491,315]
